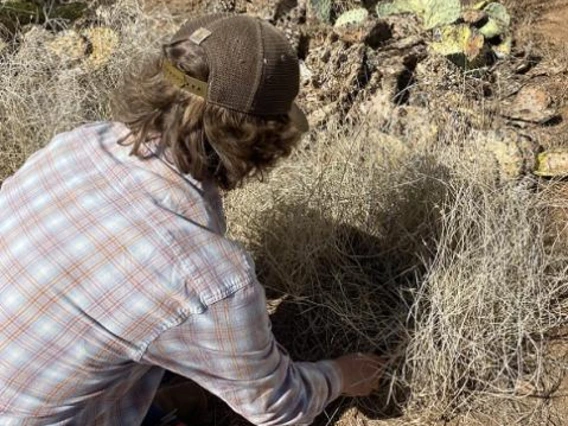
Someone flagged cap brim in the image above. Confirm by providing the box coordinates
[289,102,310,133]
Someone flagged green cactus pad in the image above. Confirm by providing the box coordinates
[534,151,568,177]
[334,8,369,27]
[376,0,461,29]
[431,25,484,57]
[430,24,489,69]
[473,1,490,10]
[479,2,510,38]
[422,0,461,29]
[376,0,422,17]
[309,0,333,23]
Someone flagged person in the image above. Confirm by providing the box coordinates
[0,13,384,425]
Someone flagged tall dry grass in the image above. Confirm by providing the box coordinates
[1,1,567,425]
[0,0,177,184]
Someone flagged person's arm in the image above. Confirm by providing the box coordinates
[142,281,339,425]
[142,281,382,426]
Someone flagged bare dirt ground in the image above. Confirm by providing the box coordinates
[539,5,568,48]
[517,0,568,48]
[501,0,568,151]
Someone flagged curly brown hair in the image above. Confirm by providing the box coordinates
[111,40,302,191]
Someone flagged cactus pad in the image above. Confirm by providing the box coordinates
[334,8,369,28]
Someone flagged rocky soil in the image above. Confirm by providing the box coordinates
[2,0,566,181]
[141,0,568,182]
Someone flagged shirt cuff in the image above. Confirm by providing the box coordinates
[316,359,344,402]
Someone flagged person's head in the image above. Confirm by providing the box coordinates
[112,14,308,191]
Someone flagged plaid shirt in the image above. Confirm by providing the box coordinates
[0,122,342,425]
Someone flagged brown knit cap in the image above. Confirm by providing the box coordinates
[168,13,309,132]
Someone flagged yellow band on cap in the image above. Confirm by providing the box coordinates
[162,60,208,99]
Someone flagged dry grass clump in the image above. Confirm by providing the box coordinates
[225,125,568,425]
[0,0,176,184]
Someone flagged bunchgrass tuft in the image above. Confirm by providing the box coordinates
[225,125,568,424]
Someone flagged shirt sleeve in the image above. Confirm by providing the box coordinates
[141,281,343,426]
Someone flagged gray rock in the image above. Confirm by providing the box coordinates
[501,85,560,124]
[473,129,541,180]
[535,150,568,178]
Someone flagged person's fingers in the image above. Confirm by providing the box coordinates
[358,353,385,392]
[358,353,385,373]
[357,352,383,364]
[334,352,392,396]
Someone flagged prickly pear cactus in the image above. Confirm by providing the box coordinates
[376,0,460,29]
[478,2,511,38]
[430,24,488,69]
[83,27,119,71]
[422,0,461,29]
[376,0,421,18]
[379,0,512,68]
[492,34,512,58]
[309,0,333,23]
[47,30,88,65]
[334,8,369,28]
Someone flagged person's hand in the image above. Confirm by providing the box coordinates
[332,353,385,397]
